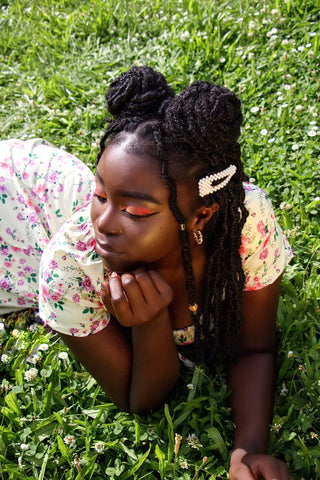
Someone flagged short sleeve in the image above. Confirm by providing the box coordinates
[39,204,110,336]
[240,183,294,291]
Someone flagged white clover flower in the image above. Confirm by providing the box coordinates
[307,130,316,137]
[249,177,256,183]
[284,84,291,90]
[260,129,268,136]
[281,39,289,46]
[0,322,5,332]
[1,354,9,364]
[64,435,75,445]
[280,202,291,210]
[306,43,312,48]
[250,106,259,113]
[187,433,203,449]
[248,21,256,29]
[24,368,38,382]
[314,197,320,201]
[180,460,189,469]
[295,105,303,112]
[11,329,20,337]
[186,383,194,390]
[287,350,294,358]
[271,8,279,15]
[248,52,255,59]
[72,455,82,467]
[180,30,190,41]
[268,137,275,144]
[94,441,105,453]
[27,354,40,364]
[220,57,226,63]
[298,45,305,51]
[271,423,281,433]
[28,323,39,332]
[310,32,316,37]
[37,343,49,351]
[58,352,68,360]
[20,444,29,451]
[292,144,299,151]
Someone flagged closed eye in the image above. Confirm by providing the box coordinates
[93,192,107,203]
[123,206,159,218]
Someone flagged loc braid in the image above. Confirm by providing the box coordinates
[153,127,203,345]
[162,80,248,365]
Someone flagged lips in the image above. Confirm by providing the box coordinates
[94,238,122,257]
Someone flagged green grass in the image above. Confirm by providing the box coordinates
[0,0,319,478]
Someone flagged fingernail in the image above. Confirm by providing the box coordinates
[110,271,118,278]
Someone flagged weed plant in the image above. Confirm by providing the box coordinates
[0,0,319,478]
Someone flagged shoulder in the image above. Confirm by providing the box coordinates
[39,203,109,336]
[240,182,293,291]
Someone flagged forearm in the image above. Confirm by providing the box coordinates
[129,310,180,413]
[228,352,276,453]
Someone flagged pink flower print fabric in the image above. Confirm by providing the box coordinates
[241,182,293,291]
[39,203,110,336]
[0,139,94,313]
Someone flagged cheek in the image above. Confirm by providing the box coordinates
[90,200,101,224]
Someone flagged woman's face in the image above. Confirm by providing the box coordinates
[91,142,193,274]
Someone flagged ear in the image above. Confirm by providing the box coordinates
[188,202,219,232]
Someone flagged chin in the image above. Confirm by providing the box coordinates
[102,258,146,275]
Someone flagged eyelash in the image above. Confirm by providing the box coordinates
[124,210,155,219]
[94,194,155,219]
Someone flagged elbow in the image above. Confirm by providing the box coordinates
[129,366,180,415]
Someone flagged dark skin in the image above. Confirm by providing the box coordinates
[59,140,293,479]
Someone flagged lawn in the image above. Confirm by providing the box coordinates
[0,0,319,478]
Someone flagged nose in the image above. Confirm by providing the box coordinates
[96,204,122,236]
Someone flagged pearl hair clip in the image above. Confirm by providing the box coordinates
[198,165,237,197]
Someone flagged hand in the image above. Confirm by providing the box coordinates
[229,449,293,480]
[102,270,173,328]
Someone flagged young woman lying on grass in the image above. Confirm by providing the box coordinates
[0,66,294,479]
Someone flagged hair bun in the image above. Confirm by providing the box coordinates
[164,81,243,158]
[106,66,175,121]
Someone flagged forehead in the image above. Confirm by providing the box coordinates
[97,143,167,199]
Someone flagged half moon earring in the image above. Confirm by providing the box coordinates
[193,230,203,245]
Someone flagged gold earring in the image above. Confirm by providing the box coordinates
[193,230,203,245]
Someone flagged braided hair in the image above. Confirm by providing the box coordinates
[97,66,248,366]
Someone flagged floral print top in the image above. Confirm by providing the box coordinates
[0,139,294,342]
[0,139,94,313]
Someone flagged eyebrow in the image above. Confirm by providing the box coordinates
[95,170,161,205]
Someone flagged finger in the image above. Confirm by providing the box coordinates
[120,273,149,313]
[147,270,173,305]
[132,270,161,304]
[101,281,116,316]
[109,272,133,324]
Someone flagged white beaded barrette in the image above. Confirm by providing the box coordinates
[198,165,237,197]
